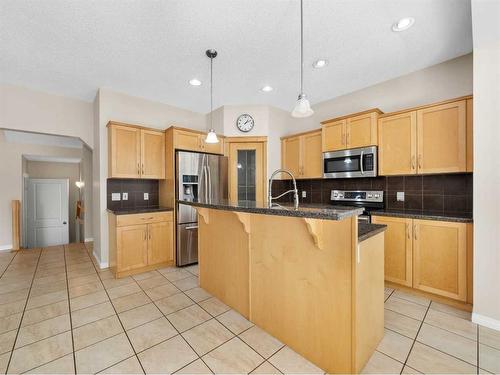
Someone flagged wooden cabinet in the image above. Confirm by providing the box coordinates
[372,215,471,302]
[372,216,413,287]
[109,211,174,278]
[378,97,470,175]
[108,122,165,179]
[281,130,322,179]
[321,110,381,152]
[173,128,224,155]
[466,99,473,172]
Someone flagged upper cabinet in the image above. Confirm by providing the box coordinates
[321,110,381,152]
[378,97,471,175]
[282,130,322,179]
[108,122,165,179]
[173,128,224,155]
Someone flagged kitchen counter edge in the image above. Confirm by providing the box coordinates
[371,210,473,223]
[107,207,174,215]
[358,223,387,242]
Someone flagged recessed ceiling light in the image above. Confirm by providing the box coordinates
[261,85,273,92]
[392,17,415,32]
[312,59,328,68]
[189,78,202,86]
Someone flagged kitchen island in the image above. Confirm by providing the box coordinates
[179,199,386,373]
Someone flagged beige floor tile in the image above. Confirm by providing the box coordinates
[0,288,29,304]
[240,325,284,359]
[479,326,500,350]
[185,287,212,303]
[268,346,323,374]
[217,309,254,335]
[127,316,177,353]
[173,276,199,291]
[136,275,170,290]
[112,291,151,313]
[376,328,413,363]
[69,280,104,298]
[107,282,141,300]
[0,300,24,318]
[0,351,11,373]
[407,342,477,374]
[479,343,500,374]
[119,303,162,330]
[25,353,75,374]
[362,351,404,374]
[251,361,281,374]
[144,282,180,301]
[157,265,178,275]
[99,355,144,374]
[29,280,67,297]
[21,300,69,327]
[401,365,422,374]
[168,304,212,332]
[67,273,100,288]
[99,270,115,280]
[71,290,109,311]
[156,293,194,315]
[393,290,431,307]
[0,313,22,334]
[164,269,193,282]
[71,301,116,328]
[75,333,134,374]
[102,276,135,290]
[73,314,123,350]
[175,358,212,374]
[430,301,472,320]
[385,296,428,321]
[16,313,71,348]
[199,297,230,317]
[202,337,264,374]
[8,331,73,374]
[138,335,198,374]
[184,264,199,276]
[132,270,161,281]
[182,319,234,356]
[0,280,32,294]
[417,323,477,365]
[384,309,421,339]
[424,309,477,340]
[26,289,67,310]
[0,329,16,354]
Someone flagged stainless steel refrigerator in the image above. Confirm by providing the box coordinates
[176,151,228,266]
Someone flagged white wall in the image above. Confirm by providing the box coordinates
[471,0,500,330]
[0,83,94,148]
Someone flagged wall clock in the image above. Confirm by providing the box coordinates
[236,114,254,133]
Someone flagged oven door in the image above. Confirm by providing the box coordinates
[323,146,377,178]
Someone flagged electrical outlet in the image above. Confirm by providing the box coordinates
[302,191,307,198]
[111,193,121,201]
[122,192,128,201]
[397,192,405,201]
[143,193,149,200]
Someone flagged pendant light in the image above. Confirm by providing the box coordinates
[205,49,220,144]
[291,0,314,118]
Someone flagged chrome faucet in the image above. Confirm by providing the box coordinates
[268,169,299,209]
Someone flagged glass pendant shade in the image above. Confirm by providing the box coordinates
[205,129,219,143]
[292,94,314,118]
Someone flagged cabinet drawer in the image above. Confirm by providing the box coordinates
[116,211,173,227]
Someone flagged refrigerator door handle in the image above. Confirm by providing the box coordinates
[207,165,212,203]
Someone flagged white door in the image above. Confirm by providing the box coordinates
[27,179,69,248]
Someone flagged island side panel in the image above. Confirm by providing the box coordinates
[198,208,250,318]
[249,215,355,374]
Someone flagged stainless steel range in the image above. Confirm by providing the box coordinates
[330,190,384,223]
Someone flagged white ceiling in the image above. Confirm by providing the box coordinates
[0,0,472,113]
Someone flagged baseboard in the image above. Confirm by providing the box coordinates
[0,244,13,252]
[92,250,108,269]
[472,312,500,332]
[84,237,94,243]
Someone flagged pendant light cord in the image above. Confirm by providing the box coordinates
[300,0,304,95]
[210,54,213,129]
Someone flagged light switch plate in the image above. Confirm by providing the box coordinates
[143,193,149,200]
[302,191,307,198]
[111,193,121,201]
[397,192,405,201]
[122,192,128,200]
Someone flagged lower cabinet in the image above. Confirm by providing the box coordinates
[109,211,174,278]
[372,215,471,302]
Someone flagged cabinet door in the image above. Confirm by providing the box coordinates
[302,131,323,178]
[417,100,466,174]
[147,221,173,265]
[371,216,413,287]
[203,136,224,155]
[282,136,301,178]
[141,130,165,179]
[322,120,346,152]
[174,130,202,152]
[413,220,467,301]
[378,112,417,176]
[116,225,148,272]
[109,125,141,178]
[347,112,378,149]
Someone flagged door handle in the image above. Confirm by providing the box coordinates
[360,151,364,175]
[185,226,198,230]
[63,221,67,225]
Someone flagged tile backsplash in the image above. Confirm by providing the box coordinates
[272,173,472,215]
[107,179,159,210]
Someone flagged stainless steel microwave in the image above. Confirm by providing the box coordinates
[323,146,377,178]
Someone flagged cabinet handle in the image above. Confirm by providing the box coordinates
[142,163,145,175]
[411,155,416,170]
[149,229,151,240]
[144,230,147,240]
[418,155,422,169]
[406,223,410,239]
[413,224,417,240]
[137,163,140,175]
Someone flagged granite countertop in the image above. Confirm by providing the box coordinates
[358,223,387,242]
[177,199,363,221]
[107,206,174,215]
[370,209,473,223]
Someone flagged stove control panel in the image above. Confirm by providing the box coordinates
[330,190,384,203]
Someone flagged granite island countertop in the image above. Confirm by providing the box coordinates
[358,223,387,242]
[177,199,363,221]
[107,206,174,215]
[370,209,473,223]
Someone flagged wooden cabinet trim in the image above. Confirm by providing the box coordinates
[320,108,383,125]
[378,95,473,119]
